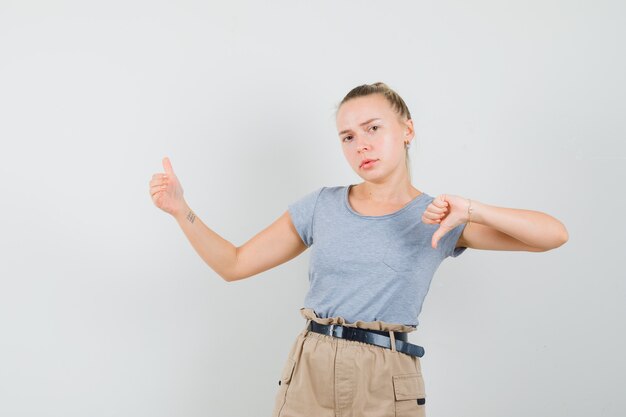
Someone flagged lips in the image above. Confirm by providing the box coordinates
[360,159,378,168]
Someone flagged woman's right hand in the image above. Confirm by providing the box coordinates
[149,156,187,217]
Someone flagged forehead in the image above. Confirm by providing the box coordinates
[336,94,395,128]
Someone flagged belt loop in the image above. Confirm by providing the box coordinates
[301,319,311,337]
[389,330,397,352]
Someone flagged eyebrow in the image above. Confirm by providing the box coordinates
[338,118,382,136]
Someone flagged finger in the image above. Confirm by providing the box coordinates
[421,213,443,224]
[151,188,165,199]
[150,178,169,187]
[427,204,447,214]
[162,157,174,175]
[432,195,449,208]
[426,205,448,216]
[149,182,169,196]
[431,224,451,249]
[150,182,168,191]
[423,211,443,221]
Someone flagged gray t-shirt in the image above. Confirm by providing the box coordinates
[287,184,468,328]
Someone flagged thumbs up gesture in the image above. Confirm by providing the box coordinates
[149,157,187,216]
[421,194,469,249]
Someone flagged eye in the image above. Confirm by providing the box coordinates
[342,136,353,142]
[369,125,379,132]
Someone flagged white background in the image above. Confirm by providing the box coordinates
[0,1,623,416]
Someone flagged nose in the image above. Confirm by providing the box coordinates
[354,134,370,152]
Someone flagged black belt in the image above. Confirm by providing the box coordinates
[308,321,425,358]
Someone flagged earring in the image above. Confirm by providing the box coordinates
[405,141,411,149]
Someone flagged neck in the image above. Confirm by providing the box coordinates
[353,179,419,205]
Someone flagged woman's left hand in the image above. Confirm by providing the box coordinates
[421,194,469,249]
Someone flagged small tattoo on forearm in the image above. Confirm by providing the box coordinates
[186,210,196,223]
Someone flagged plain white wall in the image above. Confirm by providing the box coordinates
[1,1,624,416]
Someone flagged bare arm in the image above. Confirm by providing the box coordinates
[173,201,239,281]
[150,157,306,281]
[425,194,568,252]
[230,210,307,281]
[459,200,569,251]
[173,204,307,282]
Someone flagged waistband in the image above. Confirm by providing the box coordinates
[307,321,425,357]
[299,307,417,333]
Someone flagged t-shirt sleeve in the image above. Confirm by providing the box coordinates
[287,187,324,247]
[440,222,468,258]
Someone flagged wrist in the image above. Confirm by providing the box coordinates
[464,198,474,225]
[173,201,192,221]
[464,198,484,225]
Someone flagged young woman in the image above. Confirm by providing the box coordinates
[148,82,569,417]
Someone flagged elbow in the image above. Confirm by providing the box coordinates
[533,227,569,252]
[221,247,240,282]
[222,268,238,283]
[546,227,569,251]
[556,224,569,248]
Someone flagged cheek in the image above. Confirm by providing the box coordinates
[382,138,401,154]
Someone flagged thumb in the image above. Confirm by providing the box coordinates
[432,223,452,249]
[162,156,175,175]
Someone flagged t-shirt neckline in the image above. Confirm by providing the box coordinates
[343,184,429,219]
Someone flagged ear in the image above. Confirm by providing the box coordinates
[404,118,415,140]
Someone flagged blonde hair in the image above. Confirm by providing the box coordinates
[335,82,413,181]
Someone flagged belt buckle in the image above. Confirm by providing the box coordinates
[328,324,335,337]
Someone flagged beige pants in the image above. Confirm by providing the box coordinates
[271,307,426,417]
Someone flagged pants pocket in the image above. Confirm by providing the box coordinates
[272,357,296,417]
[279,357,296,386]
[393,373,426,417]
